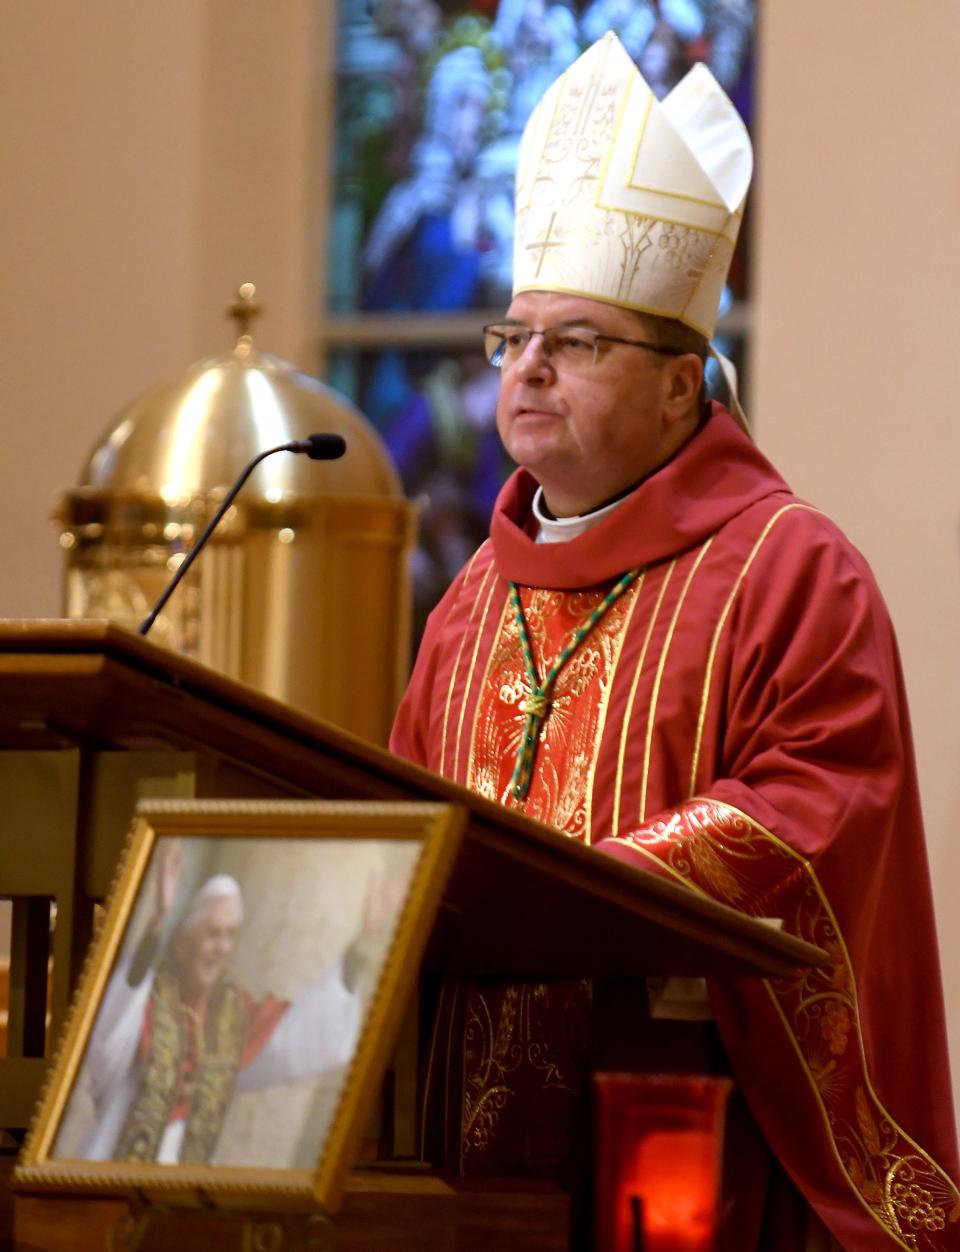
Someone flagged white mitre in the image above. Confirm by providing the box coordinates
[513,32,752,339]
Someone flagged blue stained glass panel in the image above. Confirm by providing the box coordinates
[330,344,510,641]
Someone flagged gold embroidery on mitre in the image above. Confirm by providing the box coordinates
[513,33,752,338]
[613,799,960,1250]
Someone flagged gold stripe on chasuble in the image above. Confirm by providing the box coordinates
[466,589,515,801]
[583,573,645,845]
[448,560,501,783]
[614,559,677,838]
[639,537,715,822]
[606,799,960,1251]
[688,504,814,796]
[440,544,491,776]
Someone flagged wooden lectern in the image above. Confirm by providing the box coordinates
[0,621,827,1251]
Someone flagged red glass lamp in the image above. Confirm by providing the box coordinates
[593,1072,732,1252]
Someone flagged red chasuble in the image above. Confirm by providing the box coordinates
[391,405,960,1250]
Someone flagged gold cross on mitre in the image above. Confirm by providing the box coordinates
[511,32,752,340]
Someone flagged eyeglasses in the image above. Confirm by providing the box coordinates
[482,323,685,372]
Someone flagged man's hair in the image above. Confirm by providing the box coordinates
[631,310,709,361]
[630,310,710,412]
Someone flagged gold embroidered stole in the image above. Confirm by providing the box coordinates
[115,960,249,1163]
[608,799,960,1250]
[468,582,641,836]
[439,582,639,1172]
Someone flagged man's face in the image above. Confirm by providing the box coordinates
[494,291,691,516]
[175,897,241,1000]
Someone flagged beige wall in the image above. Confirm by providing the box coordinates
[1,1,957,1108]
[753,2,960,1116]
[0,0,319,619]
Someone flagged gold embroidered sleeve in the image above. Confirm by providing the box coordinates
[598,799,960,1251]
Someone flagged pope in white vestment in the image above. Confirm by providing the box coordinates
[71,869,362,1165]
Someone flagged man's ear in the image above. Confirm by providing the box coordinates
[662,353,704,424]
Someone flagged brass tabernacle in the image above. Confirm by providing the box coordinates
[56,285,415,744]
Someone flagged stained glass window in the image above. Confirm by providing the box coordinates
[326,0,756,640]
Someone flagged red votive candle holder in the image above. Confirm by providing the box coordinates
[593,1072,732,1252]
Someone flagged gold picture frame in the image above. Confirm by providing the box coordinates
[15,798,464,1213]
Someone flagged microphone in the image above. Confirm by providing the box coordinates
[290,433,347,460]
[138,434,346,637]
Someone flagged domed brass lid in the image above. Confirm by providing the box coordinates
[73,284,402,507]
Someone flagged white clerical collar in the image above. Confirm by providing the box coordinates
[532,486,629,544]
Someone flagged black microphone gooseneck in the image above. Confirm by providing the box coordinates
[137,433,346,637]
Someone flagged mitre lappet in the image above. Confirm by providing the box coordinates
[513,30,752,350]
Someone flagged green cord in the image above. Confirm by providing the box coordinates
[508,568,641,800]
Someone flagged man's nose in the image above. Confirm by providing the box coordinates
[514,331,555,380]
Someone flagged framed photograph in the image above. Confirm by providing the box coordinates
[15,798,464,1212]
